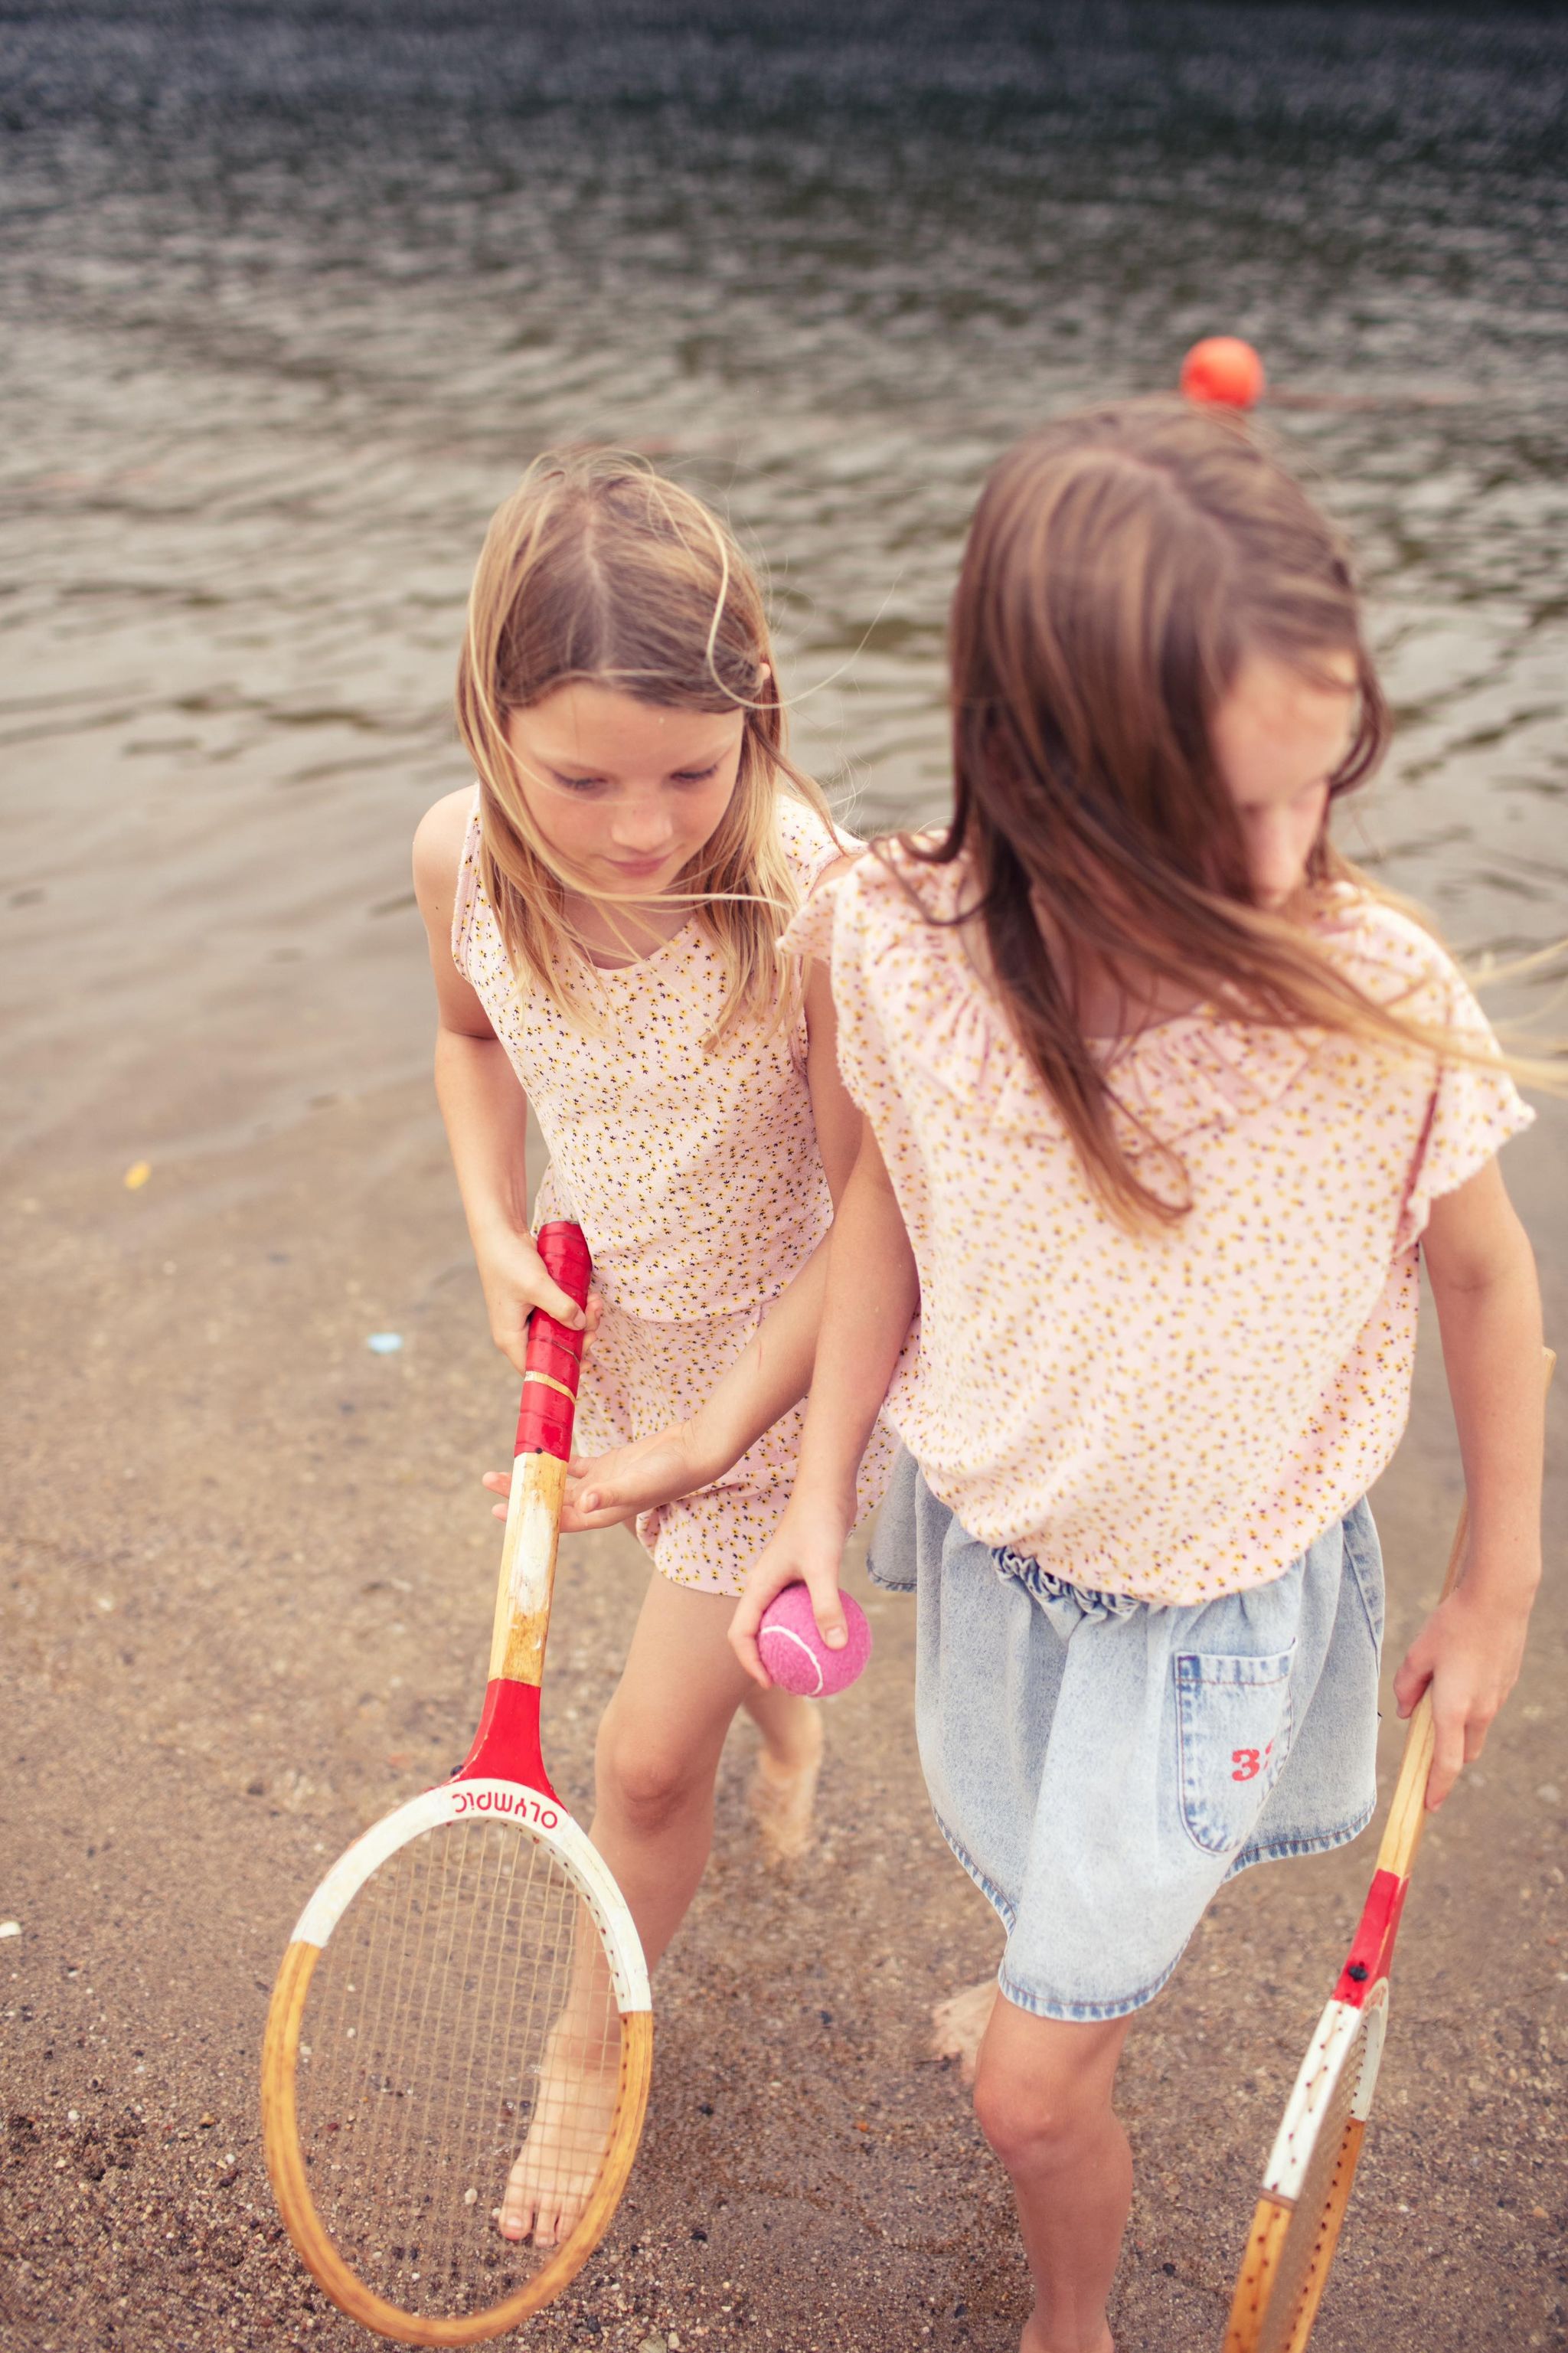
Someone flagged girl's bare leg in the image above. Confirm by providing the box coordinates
[590,1576,811,1957]
[502,1576,795,2242]
[743,1679,823,1863]
[972,1994,1134,2353]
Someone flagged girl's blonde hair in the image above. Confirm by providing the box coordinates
[456,448,838,1046]
[909,395,1548,1228]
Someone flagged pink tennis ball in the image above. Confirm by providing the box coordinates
[757,1583,872,1698]
[1180,335,1266,409]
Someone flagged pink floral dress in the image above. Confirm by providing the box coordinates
[455,790,893,1594]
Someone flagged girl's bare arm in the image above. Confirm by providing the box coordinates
[1397,1152,1546,1807]
[557,1247,830,1528]
[412,791,587,1355]
[729,1119,919,1676]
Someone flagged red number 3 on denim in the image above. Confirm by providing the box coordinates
[1230,1740,1275,1783]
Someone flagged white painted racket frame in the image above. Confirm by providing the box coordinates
[1259,1979,1388,2204]
[291,1779,652,2015]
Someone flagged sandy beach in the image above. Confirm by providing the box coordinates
[4,7,1566,2348]
[3,1070,1563,2353]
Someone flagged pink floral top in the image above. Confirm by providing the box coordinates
[784,843,1533,1604]
[454,789,847,1322]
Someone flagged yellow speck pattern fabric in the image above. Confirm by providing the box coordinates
[454,789,892,1595]
[782,844,1533,1606]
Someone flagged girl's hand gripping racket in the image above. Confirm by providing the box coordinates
[261,1223,652,2346]
[1220,1346,1554,2353]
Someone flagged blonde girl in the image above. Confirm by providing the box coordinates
[412,451,889,2249]
[726,400,1545,2353]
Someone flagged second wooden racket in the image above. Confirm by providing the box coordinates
[1221,1346,1553,2353]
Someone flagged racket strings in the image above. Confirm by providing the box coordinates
[295,1819,624,2320]
[1257,2021,1373,2353]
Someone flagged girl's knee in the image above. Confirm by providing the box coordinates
[596,1716,710,1833]
[973,2070,1089,2173]
[972,2029,1117,2173]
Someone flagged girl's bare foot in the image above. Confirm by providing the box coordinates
[747,1706,823,1866]
[929,1976,998,2084]
[496,2012,620,2247]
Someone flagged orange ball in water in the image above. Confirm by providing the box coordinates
[1180,336,1266,409]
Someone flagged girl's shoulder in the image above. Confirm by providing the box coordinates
[413,782,482,952]
[415,783,487,979]
[778,828,963,965]
[773,787,861,889]
[413,784,479,901]
[1313,885,1474,1021]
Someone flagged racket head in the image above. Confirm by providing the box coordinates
[1225,1980,1388,2353]
[262,1780,652,2347]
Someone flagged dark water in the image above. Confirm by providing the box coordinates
[3,2,1566,1160]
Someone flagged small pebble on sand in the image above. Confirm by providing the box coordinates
[367,1332,403,1354]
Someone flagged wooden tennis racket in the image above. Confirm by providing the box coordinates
[262,1221,652,2345]
[1220,1347,1553,2353]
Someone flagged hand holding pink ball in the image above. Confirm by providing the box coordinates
[756,1583,874,1697]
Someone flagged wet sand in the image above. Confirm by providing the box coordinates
[3,1079,1563,2353]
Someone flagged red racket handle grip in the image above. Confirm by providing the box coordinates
[514,1220,593,1462]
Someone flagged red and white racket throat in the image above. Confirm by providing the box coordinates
[1254,1863,1407,2206]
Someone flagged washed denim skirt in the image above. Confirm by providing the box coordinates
[868,1446,1383,2022]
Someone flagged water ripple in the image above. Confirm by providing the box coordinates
[2,2,1564,1157]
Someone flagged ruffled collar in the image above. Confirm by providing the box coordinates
[861,845,1321,1159]
[1101,1011,1320,1162]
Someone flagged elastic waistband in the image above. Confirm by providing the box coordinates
[992,1545,1145,1629]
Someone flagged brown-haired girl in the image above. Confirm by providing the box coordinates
[413,449,890,2248]
[726,400,1545,2353]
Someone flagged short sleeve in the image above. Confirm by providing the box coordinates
[1396,969,1534,1252]
[777,870,842,965]
[776,860,892,1117]
[774,791,859,894]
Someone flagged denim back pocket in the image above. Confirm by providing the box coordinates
[1174,1647,1295,1856]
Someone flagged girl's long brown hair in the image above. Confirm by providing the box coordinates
[905,396,1500,1227]
[456,448,838,1047]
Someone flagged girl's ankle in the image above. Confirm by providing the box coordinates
[1040,2341,1112,2353]
[1021,2315,1113,2353]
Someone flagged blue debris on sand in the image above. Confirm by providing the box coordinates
[366,1332,403,1355]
